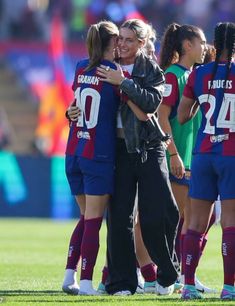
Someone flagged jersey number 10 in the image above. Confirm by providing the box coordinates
[74,87,101,129]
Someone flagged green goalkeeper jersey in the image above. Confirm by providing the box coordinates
[162,64,201,170]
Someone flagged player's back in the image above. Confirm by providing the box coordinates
[192,61,235,155]
[66,59,120,162]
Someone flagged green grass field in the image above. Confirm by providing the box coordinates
[0,218,233,306]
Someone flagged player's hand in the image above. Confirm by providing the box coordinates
[97,64,125,85]
[170,154,185,179]
[67,105,80,121]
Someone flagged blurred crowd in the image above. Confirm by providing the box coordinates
[0,0,235,43]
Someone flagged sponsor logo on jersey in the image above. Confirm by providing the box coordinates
[210,134,229,143]
[77,131,91,140]
[163,83,172,97]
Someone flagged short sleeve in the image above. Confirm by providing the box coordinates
[183,70,196,100]
[162,72,179,107]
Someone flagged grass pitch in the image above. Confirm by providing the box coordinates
[0,218,233,305]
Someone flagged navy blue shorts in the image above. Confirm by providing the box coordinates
[65,155,115,196]
[189,154,235,201]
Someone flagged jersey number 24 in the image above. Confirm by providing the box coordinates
[198,93,235,134]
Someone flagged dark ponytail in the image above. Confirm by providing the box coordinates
[208,22,235,100]
[159,23,180,71]
[160,23,203,71]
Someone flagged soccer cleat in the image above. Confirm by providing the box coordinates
[194,276,217,293]
[155,280,174,295]
[174,279,184,293]
[113,290,132,296]
[136,284,144,294]
[79,280,100,295]
[181,285,203,300]
[62,283,79,295]
[220,285,235,300]
[97,282,106,294]
[180,275,217,293]
[144,281,156,293]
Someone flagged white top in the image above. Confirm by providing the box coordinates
[116,64,134,128]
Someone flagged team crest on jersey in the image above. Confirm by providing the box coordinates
[163,84,172,97]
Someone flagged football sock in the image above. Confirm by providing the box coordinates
[80,217,103,280]
[183,229,203,285]
[101,266,108,285]
[141,263,157,282]
[66,215,85,270]
[222,227,235,286]
[180,233,185,275]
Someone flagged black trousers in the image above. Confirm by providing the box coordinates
[106,139,179,294]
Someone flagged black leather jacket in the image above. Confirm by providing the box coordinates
[119,51,165,153]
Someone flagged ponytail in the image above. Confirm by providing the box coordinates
[85,21,119,71]
[160,23,203,71]
[159,23,180,70]
[86,24,103,71]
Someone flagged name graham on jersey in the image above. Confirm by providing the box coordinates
[77,74,99,85]
[208,80,232,89]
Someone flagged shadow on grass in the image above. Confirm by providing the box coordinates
[0,290,62,296]
[0,291,227,304]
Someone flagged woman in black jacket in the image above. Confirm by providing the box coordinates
[97,18,179,296]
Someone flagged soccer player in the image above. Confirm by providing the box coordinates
[178,22,235,300]
[62,20,120,295]
[158,23,216,292]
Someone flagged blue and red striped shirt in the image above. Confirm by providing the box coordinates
[66,59,120,162]
[183,61,235,156]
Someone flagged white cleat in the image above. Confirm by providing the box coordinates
[195,277,217,294]
[113,290,132,296]
[155,280,174,295]
[180,275,217,294]
[144,281,156,293]
[79,279,100,295]
[62,283,79,295]
[136,284,144,294]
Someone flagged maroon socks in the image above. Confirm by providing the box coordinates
[66,215,85,270]
[80,217,103,280]
[183,229,204,285]
[222,227,235,286]
[141,263,157,282]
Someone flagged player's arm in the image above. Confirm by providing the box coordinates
[158,73,185,178]
[158,73,179,155]
[178,69,199,124]
[158,104,177,154]
[158,103,184,179]
[177,96,198,124]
